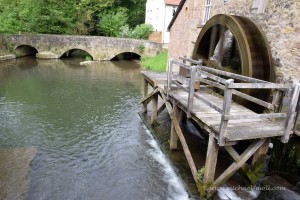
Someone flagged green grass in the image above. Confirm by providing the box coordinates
[141,50,168,72]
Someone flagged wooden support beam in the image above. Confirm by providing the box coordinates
[170,105,180,150]
[225,146,258,185]
[203,134,219,184]
[282,80,300,143]
[140,88,159,105]
[213,139,266,187]
[158,88,198,183]
[143,79,149,113]
[151,93,158,124]
[251,140,270,176]
[157,104,166,115]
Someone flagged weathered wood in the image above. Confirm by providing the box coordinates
[200,70,227,84]
[187,66,197,118]
[214,139,266,187]
[272,90,283,113]
[151,93,158,124]
[172,59,193,70]
[158,88,198,183]
[203,133,219,184]
[229,83,292,89]
[251,139,269,167]
[225,146,258,184]
[218,79,234,146]
[142,79,149,113]
[167,59,173,100]
[198,64,268,84]
[157,104,166,115]
[198,78,274,110]
[140,88,159,105]
[170,105,180,150]
[224,113,286,120]
[282,80,300,142]
[179,57,203,65]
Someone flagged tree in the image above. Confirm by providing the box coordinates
[132,24,153,39]
[97,8,128,37]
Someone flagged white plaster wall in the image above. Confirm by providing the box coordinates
[145,0,165,33]
[163,5,177,43]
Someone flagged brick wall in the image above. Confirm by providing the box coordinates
[168,0,300,81]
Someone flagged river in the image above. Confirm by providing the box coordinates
[0,57,190,200]
[1,57,299,200]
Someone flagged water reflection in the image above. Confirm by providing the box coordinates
[0,57,188,200]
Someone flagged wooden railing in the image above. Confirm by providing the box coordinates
[167,57,300,145]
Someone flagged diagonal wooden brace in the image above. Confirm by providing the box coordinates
[213,139,266,187]
[140,88,159,105]
[225,146,258,185]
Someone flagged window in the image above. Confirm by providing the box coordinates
[203,0,212,24]
[251,0,266,13]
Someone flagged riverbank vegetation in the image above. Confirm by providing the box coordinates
[0,0,152,39]
[141,50,168,72]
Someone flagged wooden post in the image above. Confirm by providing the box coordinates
[203,133,219,184]
[142,79,148,113]
[151,93,158,124]
[282,80,300,143]
[167,59,173,100]
[187,66,197,118]
[218,79,234,146]
[170,104,180,150]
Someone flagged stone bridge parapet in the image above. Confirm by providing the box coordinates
[0,34,162,60]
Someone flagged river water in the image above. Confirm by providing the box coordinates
[0,58,189,200]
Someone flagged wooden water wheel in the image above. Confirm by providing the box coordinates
[192,14,274,112]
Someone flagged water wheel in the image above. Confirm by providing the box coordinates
[192,14,274,112]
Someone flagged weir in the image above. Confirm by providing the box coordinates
[140,57,300,198]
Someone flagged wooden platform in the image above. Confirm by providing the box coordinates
[140,57,300,198]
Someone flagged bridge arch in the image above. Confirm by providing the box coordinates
[15,45,38,57]
[60,48,94,60]
[110,52,141,61]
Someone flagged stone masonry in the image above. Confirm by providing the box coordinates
[0,34,162,61]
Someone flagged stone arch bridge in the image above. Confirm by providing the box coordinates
[0,34,162,60]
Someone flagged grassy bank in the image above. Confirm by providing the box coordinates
[141,50,167,72]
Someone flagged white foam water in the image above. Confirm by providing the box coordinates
[141,123,189,200]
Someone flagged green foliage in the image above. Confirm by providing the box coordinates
[85,55,92,61]
[141,50,167,72]
[97,8,128,37]
[196,167,205,181]
[132,24,153,39]
[0,0,147,36]
[118,25,133,38]
[138,44,145,54]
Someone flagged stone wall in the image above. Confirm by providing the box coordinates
[168,0,300,81]
[0,34,162,61]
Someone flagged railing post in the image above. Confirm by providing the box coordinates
[187,66,197,118]
[142,79,148,113]
[281,79,300,143]
[218,79,234,146]
[167,59,173,100]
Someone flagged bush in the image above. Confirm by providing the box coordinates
[132,24,153,40]
[118,25,133,38]
[97,8,128,37]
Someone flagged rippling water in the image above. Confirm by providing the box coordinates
[0,58,189,200]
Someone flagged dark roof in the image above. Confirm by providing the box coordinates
[167,0,186,31]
